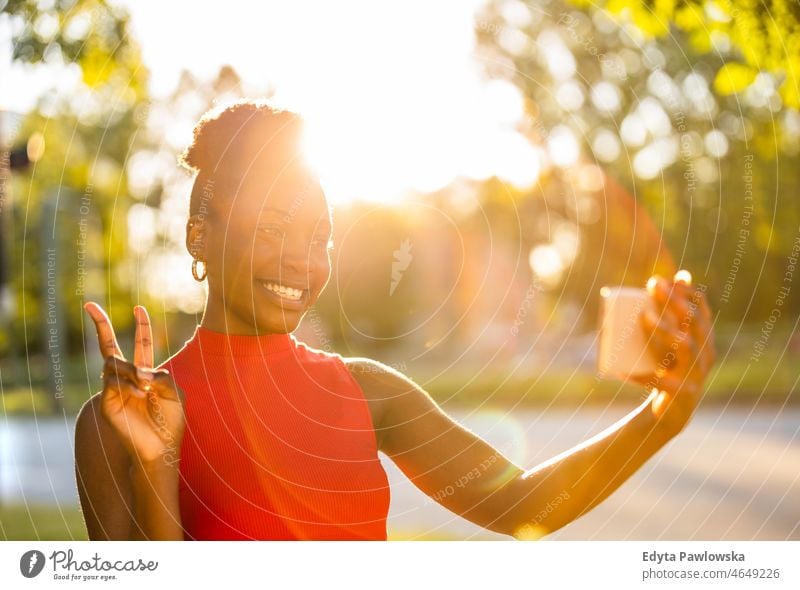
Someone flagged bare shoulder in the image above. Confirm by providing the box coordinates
[342,357,425,402]
[342,358,412,449]
[343,357,412,388]
[342,357,437,451]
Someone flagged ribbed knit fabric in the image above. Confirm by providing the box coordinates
[157,325,391,540]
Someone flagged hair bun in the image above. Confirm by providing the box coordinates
[178,99,303,175]
[181,99,305,217]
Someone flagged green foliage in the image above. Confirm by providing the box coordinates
[5,0,146,96]
[477,0,800,326]
[571,0,800,108]
[2,0,150,355]
[714,62,758,95]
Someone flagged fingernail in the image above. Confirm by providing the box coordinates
[136,369,151,390]
[675,269,692,285]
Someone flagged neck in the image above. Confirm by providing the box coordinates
[190,323,295,357]
[200,297,293,336]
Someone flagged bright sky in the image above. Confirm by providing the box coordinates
[2,0,544,204]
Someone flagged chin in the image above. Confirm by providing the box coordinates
[259,310,305,334]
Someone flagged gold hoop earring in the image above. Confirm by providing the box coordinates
[192,258,207,281]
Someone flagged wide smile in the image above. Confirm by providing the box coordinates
[257,279,310,310]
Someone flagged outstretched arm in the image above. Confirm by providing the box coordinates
[346,272,715,539]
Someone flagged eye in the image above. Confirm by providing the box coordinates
[260,225,284,239]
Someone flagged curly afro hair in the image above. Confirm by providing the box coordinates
[179,99,306,218]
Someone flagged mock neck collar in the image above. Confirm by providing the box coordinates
[187,325,296,356]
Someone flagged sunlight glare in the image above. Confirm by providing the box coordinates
[529,244,565,287]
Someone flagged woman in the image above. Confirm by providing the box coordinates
[74,99,716,540]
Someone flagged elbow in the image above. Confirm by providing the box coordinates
[503,515,567,540]
[488,476,578,540]
[491,512,560,540]
[498,508,572,540]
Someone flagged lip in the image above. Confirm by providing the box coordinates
[257,278,310,290]
[256,279,310,310]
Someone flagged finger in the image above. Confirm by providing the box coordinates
[692,287,713,325]
[657,305,697,369]
[645,275,663,299]
[644,276,677,331]
[647,276,671,316]
[103,355,147,399]
[84,301,124,359]
[674,269,692,286]
[672,270,695,323]
[654,374,701,399]
[628,371,662,389]
[653,280,694,334]
[694,291,716,368]
[133,305,155,368]
[687,291,716,372]
[141,368,183,403]
[676,288,710,359]
[675,274,709,324]
[648,306,697,371]
[640,309,680,369]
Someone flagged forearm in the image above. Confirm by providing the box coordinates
[500,390,679,538]
[129,461,184,540]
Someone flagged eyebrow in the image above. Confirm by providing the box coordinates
[260,207,290,216]
[258,208,332,230]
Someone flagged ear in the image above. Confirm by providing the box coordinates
[186,215,208,259]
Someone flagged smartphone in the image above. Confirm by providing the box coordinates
[597,286,659,380]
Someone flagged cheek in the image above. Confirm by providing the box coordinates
[312,253,332,289]
[217,239,259,284]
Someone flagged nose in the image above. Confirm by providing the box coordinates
[279,248,311,275]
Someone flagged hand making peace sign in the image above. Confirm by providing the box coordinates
[84,302,186,467]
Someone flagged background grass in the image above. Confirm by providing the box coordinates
[0,349,796,418]
[0,504,88,541]
[0,504,476,541]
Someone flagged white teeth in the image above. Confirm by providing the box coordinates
[263,281,303,301]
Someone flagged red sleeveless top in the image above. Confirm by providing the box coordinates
[157,325,391,540]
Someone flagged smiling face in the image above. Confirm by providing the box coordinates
[190,161,333,335]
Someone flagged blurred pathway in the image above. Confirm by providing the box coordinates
[1,406,797,540]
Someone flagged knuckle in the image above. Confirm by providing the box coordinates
[152,368,171,380]
[106,354,125,367]
[152,370,176,389]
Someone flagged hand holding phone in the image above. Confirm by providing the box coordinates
[598,270,717,436]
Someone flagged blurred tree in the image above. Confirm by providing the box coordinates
[124,65,247,323]
[568,0,800,108]
[476,0,800,324]
[1,0,149,360]
[4,0,146,95]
